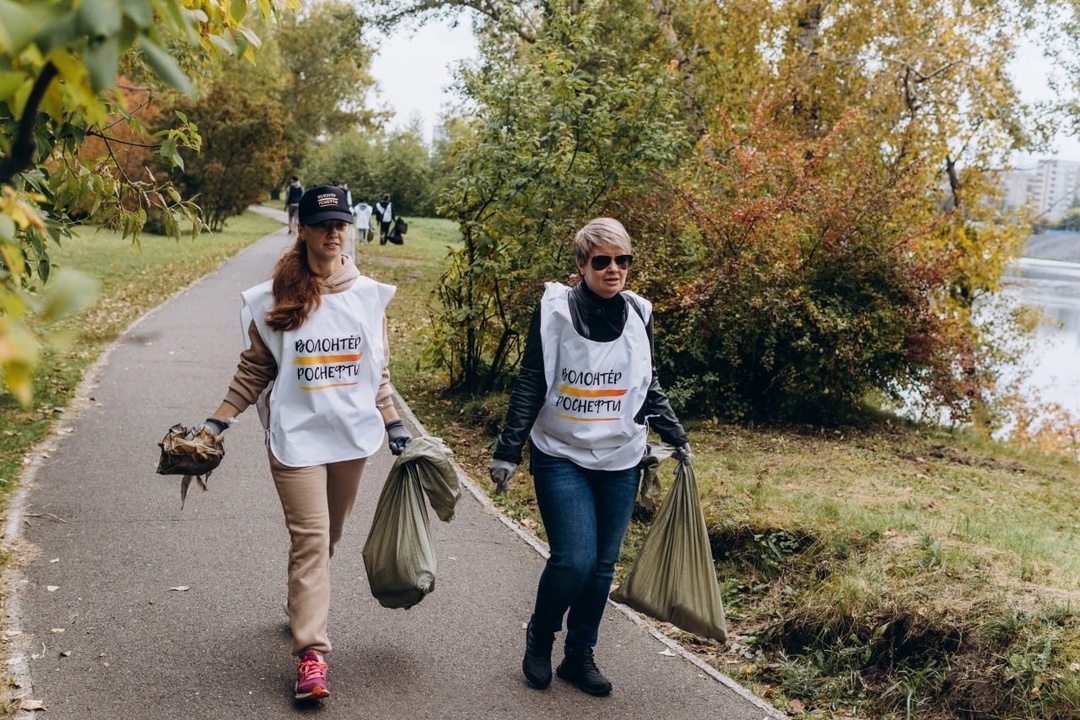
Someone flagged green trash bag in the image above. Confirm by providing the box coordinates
[611,459,727,642]
[362,436,460,609]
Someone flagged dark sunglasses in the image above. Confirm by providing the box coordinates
[589,254,633,271]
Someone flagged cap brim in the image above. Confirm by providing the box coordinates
[301,209,355,225]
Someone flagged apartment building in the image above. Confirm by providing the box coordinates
[998,158,1080,221]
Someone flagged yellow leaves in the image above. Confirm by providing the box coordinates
[0,184,97,406]
[0,186,46,235]
[0,316,41,407]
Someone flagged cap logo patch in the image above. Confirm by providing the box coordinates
[317,193,339,207]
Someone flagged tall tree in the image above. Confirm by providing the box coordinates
[426,5,687,391]
[275,0,382,183]
[167,82,290,232]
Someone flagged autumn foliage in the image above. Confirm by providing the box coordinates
[163,82,289,232]
[613,101,985,422]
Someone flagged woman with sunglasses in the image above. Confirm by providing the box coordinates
[488,217,691,697]
[187,185,412,701]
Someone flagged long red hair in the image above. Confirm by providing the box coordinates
[267,236,322,331]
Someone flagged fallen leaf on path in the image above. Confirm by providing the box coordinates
[170,586,190,592]
[658,649,676,657]
[19,699,45,711]
[46,586,58,592]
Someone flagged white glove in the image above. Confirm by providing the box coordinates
[489,459,518,495]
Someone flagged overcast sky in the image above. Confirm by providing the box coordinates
[368,20,478,142]
[368,20,1080,164]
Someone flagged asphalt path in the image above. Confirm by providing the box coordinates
[2,211,781,719]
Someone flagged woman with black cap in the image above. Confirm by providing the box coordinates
[187,185,412,701]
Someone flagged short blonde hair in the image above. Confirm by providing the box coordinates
[573,218,632,266]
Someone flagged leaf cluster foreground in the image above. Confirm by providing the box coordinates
[375,220,1080,720]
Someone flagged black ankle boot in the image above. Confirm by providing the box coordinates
[522,622,554,689]
[556,647,612,696]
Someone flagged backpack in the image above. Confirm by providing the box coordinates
[286,184,303,204]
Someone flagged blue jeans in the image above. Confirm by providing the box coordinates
[529,447,639,651]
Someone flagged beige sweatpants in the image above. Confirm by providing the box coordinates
[269,449,368,656]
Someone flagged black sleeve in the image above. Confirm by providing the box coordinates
[493,306,547,464]
[635,314,689,448]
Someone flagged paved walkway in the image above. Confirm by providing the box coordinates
[2,211,781,719]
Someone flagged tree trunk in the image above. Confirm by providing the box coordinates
[649,0,707,140]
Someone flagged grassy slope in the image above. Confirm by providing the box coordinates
[4,213,1079,718]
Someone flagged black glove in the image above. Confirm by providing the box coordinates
[673,442,692,464]
[488,459,518,495]
[185,418,229,440]
[386,420,411,455]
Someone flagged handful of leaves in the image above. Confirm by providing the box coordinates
[156,423,225,509]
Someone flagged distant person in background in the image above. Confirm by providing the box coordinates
[352,197,374,244]
[375,193,393,245]
[285,176,304,235]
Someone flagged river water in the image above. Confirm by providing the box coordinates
[1004,257,1080,417]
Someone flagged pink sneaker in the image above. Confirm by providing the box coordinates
[295,650,329,700]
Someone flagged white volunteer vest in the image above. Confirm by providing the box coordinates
[241,276,395,467]
[530,282,651,471]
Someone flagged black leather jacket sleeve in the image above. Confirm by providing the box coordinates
[493,306,546,464]
[636,315,689,449]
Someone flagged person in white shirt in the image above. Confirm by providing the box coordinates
[488,218,691,698]
[352,197,374,244]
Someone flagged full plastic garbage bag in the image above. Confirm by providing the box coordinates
[611,459,727,642]
[362,436,460,609]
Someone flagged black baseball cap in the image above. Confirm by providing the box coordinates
[298,186,354,225]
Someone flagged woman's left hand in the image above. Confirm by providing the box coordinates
[385,420,412,455]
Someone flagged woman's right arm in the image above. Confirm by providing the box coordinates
[493,306,547,464]
[210,320,278,421]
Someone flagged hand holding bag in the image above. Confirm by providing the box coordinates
[362,437,459,609]
[611,458,727,642]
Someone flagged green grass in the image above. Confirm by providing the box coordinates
[0,211,280,503]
